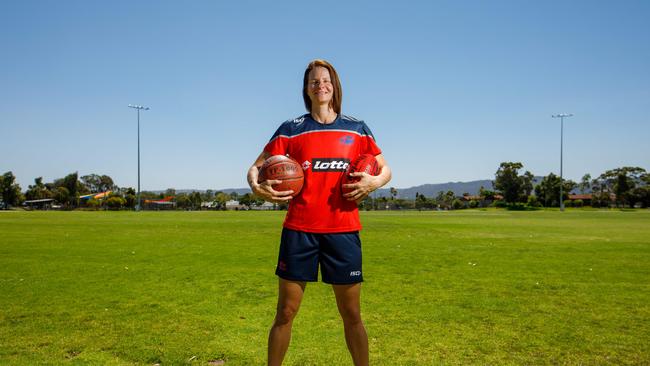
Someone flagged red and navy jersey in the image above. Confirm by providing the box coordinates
[264,113,382,233]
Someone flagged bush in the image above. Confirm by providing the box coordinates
[493,200,508,208]
[105,196,126,210]
[86,198,100,210]
[527,195,541,207]
[564,199,573,208]
[506,203,527,211]
[468,200,479,208]
[506,202,539,211]
[124,194,136,209]
[452,199,464,210]
[573,199,584,207]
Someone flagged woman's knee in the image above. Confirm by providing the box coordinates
[338,305,362,325]
[274,304,299,326]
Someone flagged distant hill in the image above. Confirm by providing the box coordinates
[154,177,555,200]
[373,177,545,199]
[159,182,494,199]
[372,180,494,199]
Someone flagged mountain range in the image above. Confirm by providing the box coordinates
[169,179,510,200]
[166,175,589,200]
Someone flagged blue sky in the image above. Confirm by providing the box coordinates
[1,1,648,191]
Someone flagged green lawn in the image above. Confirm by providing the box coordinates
[1,209,649,365]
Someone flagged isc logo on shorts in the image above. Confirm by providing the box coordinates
[311,158,350,172]
[350,271,361,276]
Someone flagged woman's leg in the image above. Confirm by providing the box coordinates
[332,283,368,366]
[268,278,306,366]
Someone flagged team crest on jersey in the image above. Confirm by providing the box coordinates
[339,135,354,145]
[311,158,350,172]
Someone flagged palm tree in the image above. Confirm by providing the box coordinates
[389,187,397,210]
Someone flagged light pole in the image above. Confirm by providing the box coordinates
[128,104,150,211]
[551,113,573,211]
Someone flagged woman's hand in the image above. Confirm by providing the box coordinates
[342,172,379,203]
[251,177,294,203]
[341,154,392,204]
[247,151,294,204]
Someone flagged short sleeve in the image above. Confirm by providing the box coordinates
[361,122,382,156]
[263,123,290,156]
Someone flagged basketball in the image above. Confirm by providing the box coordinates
[342,154,380,194]
[258,155,304,197]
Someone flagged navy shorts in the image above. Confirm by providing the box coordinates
[275,228,363,284]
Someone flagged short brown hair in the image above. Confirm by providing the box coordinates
[302,59,342,114]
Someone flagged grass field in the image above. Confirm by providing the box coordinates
[1,209,649,365]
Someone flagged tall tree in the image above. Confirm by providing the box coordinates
[415,192,427,211]
[435,191,445,204]
[493,162,533,204]
[629,186,650,208]
[239,193,254,208]
[590,175,611,208]
[0,171,23,208]
[521,171,534,198]
[53,187,70,206]
[176,194,191,209]
[123,192,136,209]
[389,187,397,200]
[534,173,577,207]
[80,174,102,193]
[445,190,456,208]
[642,173,650,186]
[80,174,114,193]
[535,173,560,207]
[388,187,398,210]
[479,186,497,200]
[599,167,646,207]
[25,177,52,201]
[616,174,631,207]
[203,189,214,201]
[579,174,592,194]
[213,191,229,209]
[62,172,80,207]
[189,191,202,209]
[99,175,115,192]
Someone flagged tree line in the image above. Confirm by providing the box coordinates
[0,171,270,210]
[492,162,649,209]
[0,171,230,210]
[1,163,648,210]
[357,163,649,210]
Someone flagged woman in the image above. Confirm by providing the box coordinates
[247,59,391,366]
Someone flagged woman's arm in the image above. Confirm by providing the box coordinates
[342,154,392,202]
[247,151,295,203]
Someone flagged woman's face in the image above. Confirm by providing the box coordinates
[306,66,334,108]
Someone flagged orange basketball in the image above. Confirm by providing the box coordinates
[258,155,304,197]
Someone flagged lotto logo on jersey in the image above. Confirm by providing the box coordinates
[311,158,350,172]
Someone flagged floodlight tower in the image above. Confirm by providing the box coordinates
[128,104,150,211]
[551,113,573,212]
